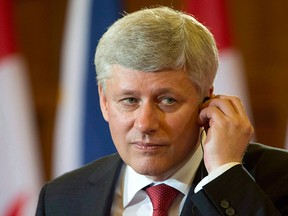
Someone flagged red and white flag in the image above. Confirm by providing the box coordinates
[0,0,42,215]
[186,0,253,122]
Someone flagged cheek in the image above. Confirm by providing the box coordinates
[106,105,134,143]
[167,106,199,134]
[165,107,200,150]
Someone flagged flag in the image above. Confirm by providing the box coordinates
[53,0,123,177]
[0,0,42,215]
[186,0,253,122]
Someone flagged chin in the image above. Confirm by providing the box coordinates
[131,162,176,181]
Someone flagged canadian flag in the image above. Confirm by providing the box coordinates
[0,0,42,215]
[187,0,253,121]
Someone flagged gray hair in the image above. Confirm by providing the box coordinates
[95,6,218,97]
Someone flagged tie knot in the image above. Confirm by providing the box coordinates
[145,184,180,215]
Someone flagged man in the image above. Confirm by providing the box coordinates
[36,6,288,215]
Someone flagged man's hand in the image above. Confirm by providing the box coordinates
[198,95,254,173]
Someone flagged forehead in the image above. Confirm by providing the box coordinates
[106,65,198,96]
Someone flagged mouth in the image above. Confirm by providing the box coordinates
[131,141,167,151]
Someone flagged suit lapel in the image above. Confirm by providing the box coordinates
[79,154,123,215]
[180,160,206,216]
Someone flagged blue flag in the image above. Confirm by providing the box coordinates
[53,0,123,177]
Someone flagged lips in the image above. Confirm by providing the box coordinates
[132,141,166,151]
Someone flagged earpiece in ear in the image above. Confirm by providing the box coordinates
[202,96,210,103]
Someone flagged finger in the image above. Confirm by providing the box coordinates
[200,96,238,117]
[216,95,248,118]
[198,105,226,128]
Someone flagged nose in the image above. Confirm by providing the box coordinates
[134,102,160,134]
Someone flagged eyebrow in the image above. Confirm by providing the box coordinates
[118,87,181,96]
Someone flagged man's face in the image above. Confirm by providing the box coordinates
[99,65,201,181]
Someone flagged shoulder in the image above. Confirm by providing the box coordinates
[246,142,288,154]
[37,154,123,215]
[46,153,122,190]
[243,142,288,188]
[244,142,288,167]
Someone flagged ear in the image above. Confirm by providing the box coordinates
[209,86,214,97]
[98,85,109,122]
[203,86,214,101]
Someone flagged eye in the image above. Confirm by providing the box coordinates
[160,97,176,105]
[120,97,139,105]
[158,97,179,112]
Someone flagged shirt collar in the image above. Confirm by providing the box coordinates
[122,141,203,208]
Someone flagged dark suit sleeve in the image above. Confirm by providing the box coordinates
[191,165,283,216]
[35,184,47,216]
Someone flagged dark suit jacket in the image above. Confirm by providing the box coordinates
[36,143,288,215]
